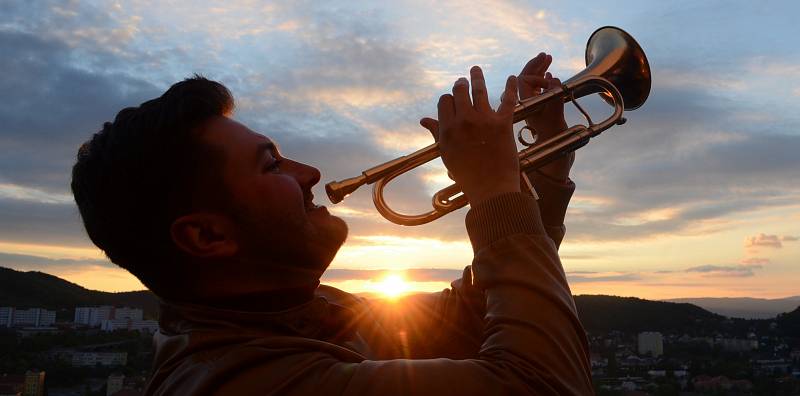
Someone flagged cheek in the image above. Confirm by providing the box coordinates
[253,176,306,216]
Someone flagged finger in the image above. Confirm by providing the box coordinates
[520,75,549,89]
[519,53,550,99]
[518,75,548,101]
[541,54,553,75]
[497,75,518,116]
[437,94,455,131]
[451,77,472,115]
[520,52,546,77]
[546,74,562,91]
[470,66,491,113]
[518,74,538,100]
[531,54,552,77]
[420,117,440,141]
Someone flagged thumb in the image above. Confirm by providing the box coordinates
[420,117,440,141]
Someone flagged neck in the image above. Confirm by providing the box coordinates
[172,256,327,312]
[202,282,319,312]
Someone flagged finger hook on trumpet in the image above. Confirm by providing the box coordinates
[517,125,539,147]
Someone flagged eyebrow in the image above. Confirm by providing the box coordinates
[256,142,277,164]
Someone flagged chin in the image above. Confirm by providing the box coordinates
[321,213,349,252]
[304,212,348,270]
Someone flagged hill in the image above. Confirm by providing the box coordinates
[0,266,158,319]
[664,296,800,319]
[776,305,800,334]
[574,294,724,335]
[1,266,747,334]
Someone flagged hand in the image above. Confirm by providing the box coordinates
[518,53,574,182]
[420,66,520,206]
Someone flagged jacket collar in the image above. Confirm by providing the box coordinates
[158,288,362,340]
[159,295,332,337]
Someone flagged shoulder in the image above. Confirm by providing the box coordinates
[316,284,367,308]
[147,331,363,395]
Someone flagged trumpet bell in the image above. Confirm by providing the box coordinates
[569,26,651,110]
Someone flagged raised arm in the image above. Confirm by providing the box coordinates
[203,66,593,396]
[366,172,576,360]
[329,192,593,395]
[519,52,575,248]
[369,55,579,359]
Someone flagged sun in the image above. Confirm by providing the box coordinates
[374,274,409,299]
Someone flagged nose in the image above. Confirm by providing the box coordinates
[286,159,321,190]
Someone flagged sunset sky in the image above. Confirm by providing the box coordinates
[0,1,798,299]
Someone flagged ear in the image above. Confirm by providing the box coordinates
[170,213,239,258]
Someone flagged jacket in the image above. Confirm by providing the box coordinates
[145,175,593,395]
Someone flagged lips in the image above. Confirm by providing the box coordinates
[304,193,320,212]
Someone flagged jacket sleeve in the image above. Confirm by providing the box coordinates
[225,192,592,396]
[523,169,575,249]
[366,172,577,360]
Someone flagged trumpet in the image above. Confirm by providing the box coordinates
[326,26,651,226]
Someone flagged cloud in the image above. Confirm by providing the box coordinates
[685,264,761,278]
[1,1,799,297]
[566,272,642,283]
[0,251,112,271]
[322,268,463,283]
[744,233,783,249]
[0,184,72,205]
[0,29,159,191]
[0,198,92,247]
[740,257,770,266]
[563,80,800,242]
[323,268,643,285]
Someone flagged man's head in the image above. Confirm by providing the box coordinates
[71,76,347,301]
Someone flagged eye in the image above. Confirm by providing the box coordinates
[264,159,282,173]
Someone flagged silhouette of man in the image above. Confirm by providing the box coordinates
[71,53,592,395]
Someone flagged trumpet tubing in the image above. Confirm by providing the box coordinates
[325,26,651,226]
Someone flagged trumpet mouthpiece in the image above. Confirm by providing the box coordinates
[325,175,367,204]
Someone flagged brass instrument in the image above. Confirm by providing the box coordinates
[325,26,651,226]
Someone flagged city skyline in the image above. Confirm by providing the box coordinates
[0,1,798,299]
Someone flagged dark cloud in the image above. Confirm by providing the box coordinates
[0,198,91,247]
[322,268,463,283]
[0,29,159,191]
[562,81,800,241]
[566,272,642,283]
[0,252,111,271]
[744,233,783,249]
[685,264,761,278]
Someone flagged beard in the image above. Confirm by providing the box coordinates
[229,202,348,284]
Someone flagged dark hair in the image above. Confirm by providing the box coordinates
[71,76,234,297]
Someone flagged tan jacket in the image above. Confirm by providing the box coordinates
[145,177,593,395]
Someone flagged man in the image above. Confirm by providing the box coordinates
[71,53,593,395]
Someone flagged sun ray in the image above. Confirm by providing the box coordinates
[373,273,410,299]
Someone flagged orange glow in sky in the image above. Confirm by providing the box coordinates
[1,2,798,302]
[372,274,410,299]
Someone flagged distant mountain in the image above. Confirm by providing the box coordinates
[1,266,758,335]
[664,296,800,319]
[0,266,158,319]
[574,294,724,335]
